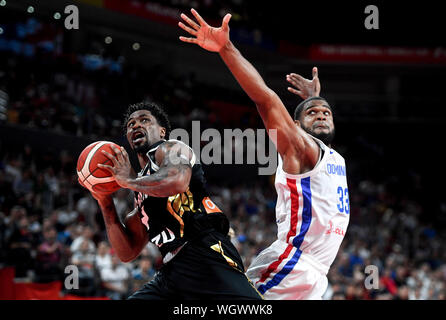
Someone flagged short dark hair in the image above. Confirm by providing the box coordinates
[293,96,331,120]
[123,101,171,137]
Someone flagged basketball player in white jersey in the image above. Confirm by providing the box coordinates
[179,9,350,299]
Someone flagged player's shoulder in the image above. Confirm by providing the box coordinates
[157,139,196,167]
[328,146,345,161]
[310,136,346,163]
[157,139,191,151]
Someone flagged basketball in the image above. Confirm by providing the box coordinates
[77,141,121,194]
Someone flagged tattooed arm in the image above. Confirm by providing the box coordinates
[126,141,193,197]
[90,141,193,262]
[100,140,193,198]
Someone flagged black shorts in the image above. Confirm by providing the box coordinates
[127,231,263,300]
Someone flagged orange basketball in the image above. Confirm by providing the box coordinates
[77,141,121,194]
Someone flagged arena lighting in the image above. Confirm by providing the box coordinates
[105,36,112,44]
[54,12,61,20]
[132,42,140,50]
[0,1,6,7]
[27,6,34,13]
[0,27,3,35]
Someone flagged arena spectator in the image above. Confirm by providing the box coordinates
[394,285,409,300]
[70,240,96,296]
[6,213,34,278]
[76,193,99,229]
[95,241,112,272]
[130,255,156,294]
[70,225,96,256]
[35,226,64,283]
[100,254,130,300]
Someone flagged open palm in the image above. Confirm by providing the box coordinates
[179,9,231,53]
[286,67,321,99]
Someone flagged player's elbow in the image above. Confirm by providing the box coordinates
[117,251,139,263]
[171,174,190,194]
[114,242,143,263]
[118,255,133,263]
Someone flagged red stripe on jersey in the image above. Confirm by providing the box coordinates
[258,244,293,284]
[257,178,300,284]
[286,178,300,243]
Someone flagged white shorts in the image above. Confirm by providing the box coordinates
[246,240,329,300]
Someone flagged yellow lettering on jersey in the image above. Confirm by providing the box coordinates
[166,189,195,237]
[210,241,238,268]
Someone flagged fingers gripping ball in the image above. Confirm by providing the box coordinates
[77,141,121,194]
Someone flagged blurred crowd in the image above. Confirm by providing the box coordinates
[1,140,446,300]
[0,143,160,299]
[0,49,258,142]
[0,14,259,142]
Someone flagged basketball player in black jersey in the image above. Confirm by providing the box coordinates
[90,101,262,300]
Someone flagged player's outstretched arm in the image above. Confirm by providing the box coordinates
[92,193,149,262]
[179,9,276,107]
[179,9,319,169]
[99,141,192,197]
[286,67,321,100]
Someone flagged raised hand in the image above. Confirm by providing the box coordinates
[98,146,135,189]
[286,67,321,100]
[179,8,232,52]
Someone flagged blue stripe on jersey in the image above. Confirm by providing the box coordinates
[293,177,312,248]
[258,177,312,295]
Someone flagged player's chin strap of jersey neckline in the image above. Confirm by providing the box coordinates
[146,139,166,155]
[142,139,166,174]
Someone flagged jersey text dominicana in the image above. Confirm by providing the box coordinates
[273,137,350,272]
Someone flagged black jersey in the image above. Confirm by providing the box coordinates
[134,139,230,262]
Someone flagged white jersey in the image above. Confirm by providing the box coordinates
[246,137,349,299]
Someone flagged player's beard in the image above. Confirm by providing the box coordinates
[302,126,335,146]
[133,141,151,155]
